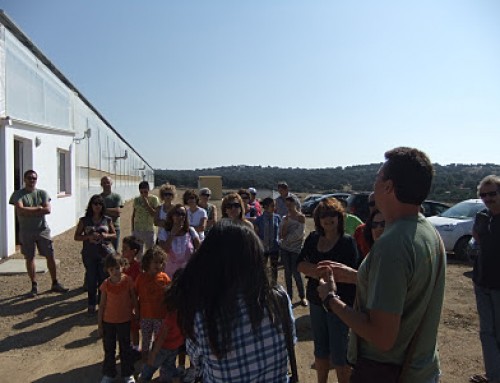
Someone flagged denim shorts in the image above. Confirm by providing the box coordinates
[310,302,349,366]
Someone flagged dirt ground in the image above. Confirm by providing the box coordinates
[0,192,484,383]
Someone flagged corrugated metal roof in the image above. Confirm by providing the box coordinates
[0,10,153,170]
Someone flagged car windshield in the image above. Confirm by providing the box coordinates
[440,201,485,219]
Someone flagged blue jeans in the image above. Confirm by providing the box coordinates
[82,251,107,307]
[140,347,180,382]
[475,284,500,382]
[280,248,305,300]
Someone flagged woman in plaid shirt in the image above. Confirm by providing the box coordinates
[166,220,295,383]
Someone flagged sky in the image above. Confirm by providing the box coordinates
[1,0,500,170]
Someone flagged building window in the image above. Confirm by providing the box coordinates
[57,149,71,195]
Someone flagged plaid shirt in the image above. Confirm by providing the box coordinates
[186,295,294,383]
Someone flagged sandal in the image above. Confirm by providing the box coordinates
[470,374,488,383]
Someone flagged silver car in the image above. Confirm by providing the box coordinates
[427,199,485,260]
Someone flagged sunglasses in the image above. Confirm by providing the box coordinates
[201,194,211,197]
[174,211,186,217]
[227,202,241,209]
[241,195,249,200]
[479,191,498,199]
[319,211,339,219]
[162,192,173,197]
[372,221,385,229]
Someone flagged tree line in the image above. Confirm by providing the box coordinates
[155,163,500,203]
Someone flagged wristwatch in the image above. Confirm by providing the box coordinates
[322,292,340,312]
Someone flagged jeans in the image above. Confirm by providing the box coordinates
[475,284,500,382]
[112,228,120,251]
[102,321,134,378]
[82,251,107,307]
[140,347,180,382]
[280,248,305,300]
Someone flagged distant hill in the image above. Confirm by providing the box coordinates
[155,163,500,203]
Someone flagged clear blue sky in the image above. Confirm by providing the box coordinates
[1,0,499,169]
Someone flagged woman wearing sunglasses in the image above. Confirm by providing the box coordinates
[364,209,386,248]
[155,183,177,249]
[162,204,200,278]
[220,193,254,230]
[297,198,358,383]
[74,194,116,315]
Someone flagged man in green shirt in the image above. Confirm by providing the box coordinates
[100,176,123,250]
[318,147,445,383]
[9,170,68,297]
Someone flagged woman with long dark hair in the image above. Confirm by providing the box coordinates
[74,194,116,314]
[167,220,294,382]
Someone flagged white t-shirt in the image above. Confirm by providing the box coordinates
[187,207,208,241]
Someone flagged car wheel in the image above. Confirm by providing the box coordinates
[454,236,472,261]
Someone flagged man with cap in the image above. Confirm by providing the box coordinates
[248,187,262,216]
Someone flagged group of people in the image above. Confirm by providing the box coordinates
[9,146,500,383]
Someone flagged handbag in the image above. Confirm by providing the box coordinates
[351,229,445,383]
[275,287,299,383]
[99,241,116,257]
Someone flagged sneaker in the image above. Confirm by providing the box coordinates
[100,376,114,383]
[28,284,38,298]
[300,298,309,307]
[51,282,69,293]
[123,375,136,383]
[183,367,198,383]
[178,365,186,377]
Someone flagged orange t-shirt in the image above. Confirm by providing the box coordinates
[135,272,171,319]
[161,311,184,350]
[100,275,135,323]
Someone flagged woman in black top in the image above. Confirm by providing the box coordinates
[297,198,358,383]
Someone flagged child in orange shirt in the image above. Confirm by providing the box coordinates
[98,254,138,383]
[135,246,171,362]
[139,270,185,383]
[122,235,143,357]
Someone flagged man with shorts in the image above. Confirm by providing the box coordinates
[9,170,68,297]
[318,147,445,383]
[100,176,123,250]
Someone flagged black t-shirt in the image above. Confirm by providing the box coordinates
[297,232,358,306]
[473,209,500,289]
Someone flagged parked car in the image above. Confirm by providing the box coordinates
[345,192,371,222]
[302,194,323,203]
[301,193,351,216]
[427,199,485,261]
[421,200,450,217]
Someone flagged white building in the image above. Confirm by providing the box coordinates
[0,11,154,258]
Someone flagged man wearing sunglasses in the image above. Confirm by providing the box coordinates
[471,175,500,383]
[318,147,445,383]
[9,170,68,297]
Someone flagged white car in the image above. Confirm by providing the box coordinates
[427,199,485,260]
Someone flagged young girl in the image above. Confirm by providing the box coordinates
[98,254,138,383]
[122,236,143,358]
[139,270,185,383]
[135,246,171,362]
[162,204,200,278]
